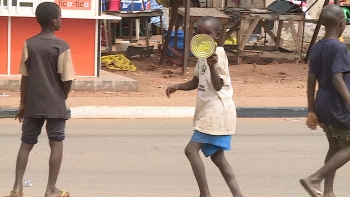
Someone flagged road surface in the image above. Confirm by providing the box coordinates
[0,118,349,197]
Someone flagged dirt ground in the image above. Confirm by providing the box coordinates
[102,20,350,100]
[1,34,309,101]
[88,33,309,99]
[97,53,308,99]
[1,54,308,100]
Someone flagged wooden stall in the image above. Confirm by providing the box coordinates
[159,1,231,73]
[160,0,307,72]
[225,8,305,64]
[105,10,164,55]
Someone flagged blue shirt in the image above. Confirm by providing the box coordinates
[309,39,350,129]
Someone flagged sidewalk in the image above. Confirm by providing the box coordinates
[0,96,307,118]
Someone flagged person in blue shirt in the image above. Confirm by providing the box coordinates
[301,4,350,197]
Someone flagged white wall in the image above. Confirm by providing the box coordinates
[306,0,323,19]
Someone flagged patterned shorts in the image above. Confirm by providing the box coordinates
[319,123,350,144]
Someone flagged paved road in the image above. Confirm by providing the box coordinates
[0,118,349,197]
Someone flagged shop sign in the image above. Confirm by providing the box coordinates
[54,0,92,10]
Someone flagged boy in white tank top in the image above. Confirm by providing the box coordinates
[166,16,244,197]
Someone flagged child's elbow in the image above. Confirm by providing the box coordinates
[214,85,223,91]
[214,79,224,91]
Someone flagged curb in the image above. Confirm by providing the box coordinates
[0,108,71,119]
[0,106,307,119]
[0,71,139,92]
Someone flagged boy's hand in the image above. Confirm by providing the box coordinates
[15,104,25,123]
[306,112,318,130]
[166,84,179,98]
[207,54,218,67]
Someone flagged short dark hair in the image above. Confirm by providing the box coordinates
[320,4,344,27]
[35,2,60,27]
[197,16,221,32]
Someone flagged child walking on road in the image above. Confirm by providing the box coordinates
[10,2,75,197]
[166,16,244,197]
[301,4,350,197]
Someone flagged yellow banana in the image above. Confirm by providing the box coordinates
[101,54,136,71]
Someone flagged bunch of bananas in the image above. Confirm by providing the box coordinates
[101,54,137,72]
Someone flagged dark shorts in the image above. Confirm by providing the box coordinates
[22,118,66,144]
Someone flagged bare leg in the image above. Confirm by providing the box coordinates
[211,150,244,197]
[185,142,211,197]
[45,141,68,197]
[12,142,34,195]
[302,139,350,194]
[323,133,346,197]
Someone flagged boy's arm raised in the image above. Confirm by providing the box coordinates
[207,54,224,91]
[333,73,350,105]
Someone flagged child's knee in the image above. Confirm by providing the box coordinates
[184,146,192,157]
[184,145,197,158]
[20,141,36,150]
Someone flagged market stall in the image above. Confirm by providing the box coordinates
[159,0,309,71]
[224,8,305,64]
[105,10,164,55]
[0,0,121,77]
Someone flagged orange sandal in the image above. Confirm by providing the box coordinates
[60,191,70,197]
[45,190,70,197]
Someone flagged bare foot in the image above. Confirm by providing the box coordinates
[10,191,23,197]
[10,185,23,197]
[300,178,322,197]
[45,188,70,197]
[199,194,211,197]
[323,193,336,197]
[306,177,322,191]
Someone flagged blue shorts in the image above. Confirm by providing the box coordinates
[190,130,232,157]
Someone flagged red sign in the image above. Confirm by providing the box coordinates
[55,0,92,10]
